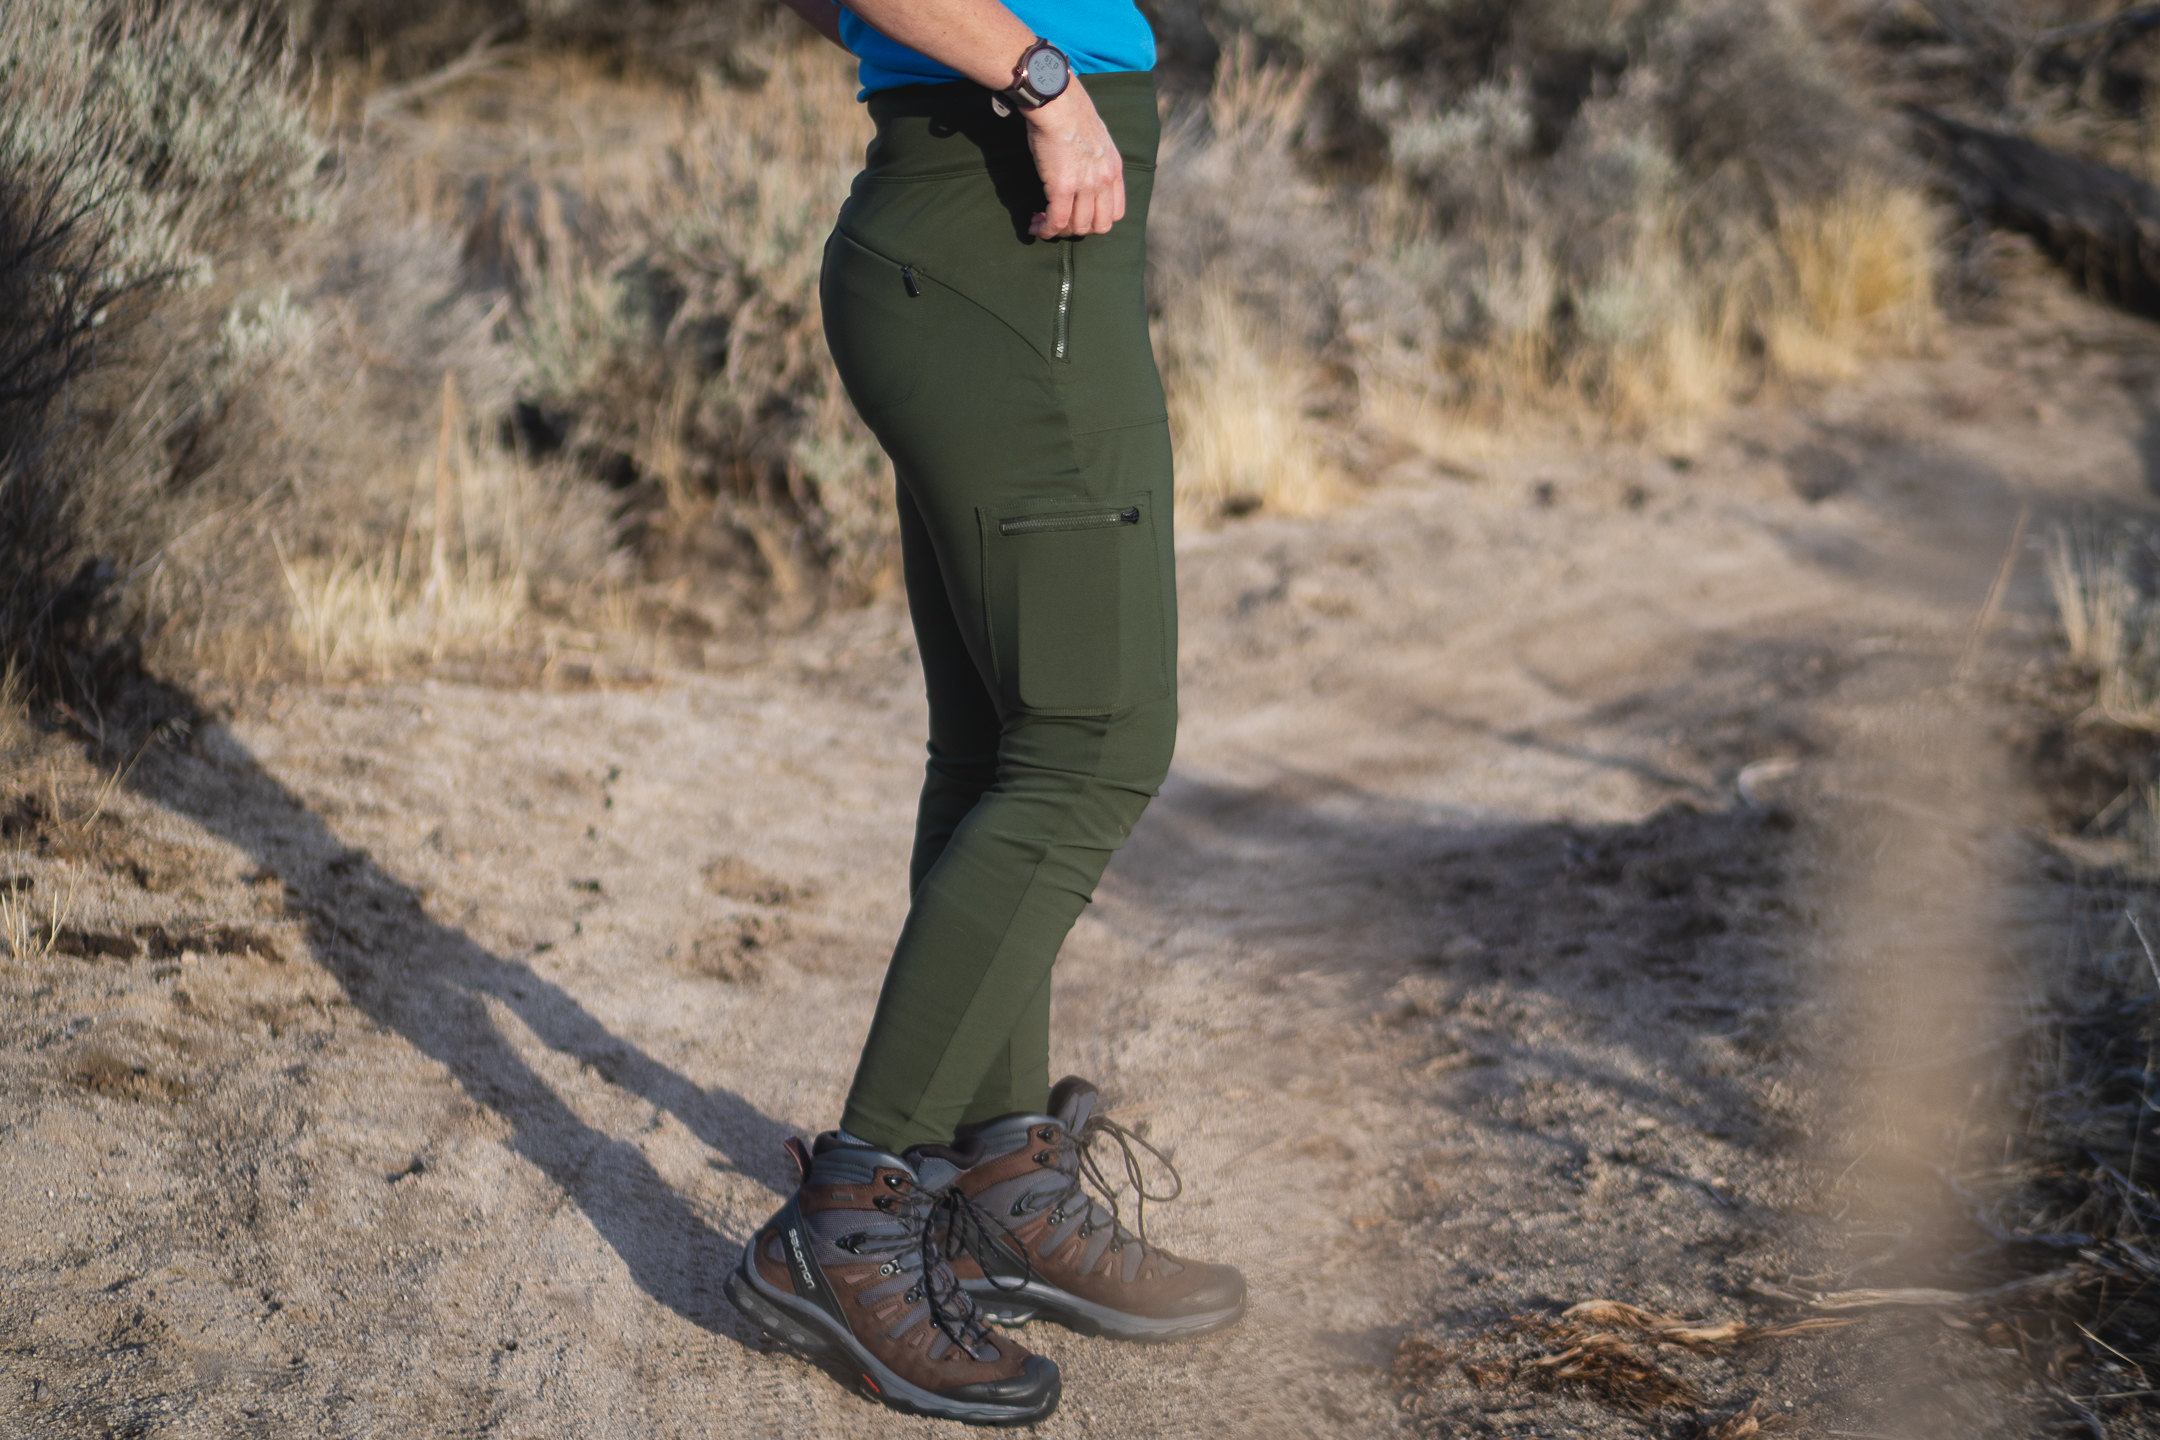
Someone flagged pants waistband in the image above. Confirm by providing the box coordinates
[860,70,1160,182]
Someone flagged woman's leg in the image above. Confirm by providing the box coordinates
[957,973,1052,1129]
[841,409,1178,1158]
[842,682,1175,1152]
[890,476,1058,1132]
[896,476,1002,898]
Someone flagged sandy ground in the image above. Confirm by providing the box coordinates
[6,262,2159,1438]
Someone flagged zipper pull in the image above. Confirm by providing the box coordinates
[901,265,921,299]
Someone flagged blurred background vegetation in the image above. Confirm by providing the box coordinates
[3,0,2146,692]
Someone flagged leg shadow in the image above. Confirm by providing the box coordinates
[111,681,799,1339]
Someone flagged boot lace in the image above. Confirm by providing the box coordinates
[939,1186,1039,1294]
[1076,1112,1183,1251]
[1016,1112,1183,1256]
[853,1181,1005,1354]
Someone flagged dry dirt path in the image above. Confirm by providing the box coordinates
[6,289,2159,1438]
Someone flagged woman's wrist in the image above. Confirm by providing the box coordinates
[1022,70,1088,126]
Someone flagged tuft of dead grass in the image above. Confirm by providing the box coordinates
[2042,519,2160,732]
[0,665,27,769]
[1392,1297,1852,1427]
[1765,182,1940,382]
[278,375,538,680]
[1160,282,1344,525]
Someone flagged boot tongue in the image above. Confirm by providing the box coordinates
[904,1136,985,1192]
[1048,1075,1099,1134]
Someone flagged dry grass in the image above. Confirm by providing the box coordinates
[1355,177,1939,437]
[387,43,891,604]
[0,866,83,964]
[277,374,534,680]
[0,666,27,770]
[2043,522,2160,730]
[1764,183,1940,382]
[1161,283,1343,524]
[1391,1297,1849,1426]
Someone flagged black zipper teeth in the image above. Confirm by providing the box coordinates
[1054,243,1072,361]
[999,507,1139,537]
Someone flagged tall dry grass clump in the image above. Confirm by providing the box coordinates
[2043,522,2160,730]
[1152,50,1348,523]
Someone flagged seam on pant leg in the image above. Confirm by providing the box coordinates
[894,720,1108,1143]
[959,967,1052,1125]
[1065,413,1171,439]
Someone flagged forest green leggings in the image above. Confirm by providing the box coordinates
[824,73,1176,1155]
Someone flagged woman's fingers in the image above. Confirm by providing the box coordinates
[1030,164,1119,236]
[1068,190,1099,239]
[1025,77,1124,239]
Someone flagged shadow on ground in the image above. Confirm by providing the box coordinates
[108,678,799,1344]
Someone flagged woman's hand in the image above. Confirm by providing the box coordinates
[1025,77,1125,238]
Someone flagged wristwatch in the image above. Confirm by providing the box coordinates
[991,39,1071,116]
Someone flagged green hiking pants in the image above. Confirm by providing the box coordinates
[825,73,1176,1155]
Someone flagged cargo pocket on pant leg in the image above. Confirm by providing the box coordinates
[979,491,1171,716]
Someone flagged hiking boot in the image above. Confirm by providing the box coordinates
[947,1076,1247,1342]
[724,1132,1061,1426]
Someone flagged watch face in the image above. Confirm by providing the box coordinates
[1025,47,1069,96]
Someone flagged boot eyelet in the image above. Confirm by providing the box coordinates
[875,1196,896,1211]
[1032,1151,1051,1165]
[883,1174,905,1190]
[1048,1207,1065,1225]
[1010,1200,1028,1217]
[1036,1127,1056,1143]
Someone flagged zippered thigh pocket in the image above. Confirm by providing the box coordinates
[979,491,1169,715]
[821,230,927,414]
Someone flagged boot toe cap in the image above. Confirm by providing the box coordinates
[1161,1263,1247,1319]
[938,1354,1062,1413]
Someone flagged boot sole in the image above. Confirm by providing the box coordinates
[725,1259,1059,1426]
[961,1278,1247,1343]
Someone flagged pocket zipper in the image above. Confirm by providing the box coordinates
[1053,243,1073,362]
[901,265,921,299]
[999,506,1139,537]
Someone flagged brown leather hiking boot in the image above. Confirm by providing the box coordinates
[947,1077,1247,1342]
[725,1132,1060,1425]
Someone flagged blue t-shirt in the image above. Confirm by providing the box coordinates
[839,1,1156,96]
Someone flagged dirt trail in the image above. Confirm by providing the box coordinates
[6,276,2158,1438]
